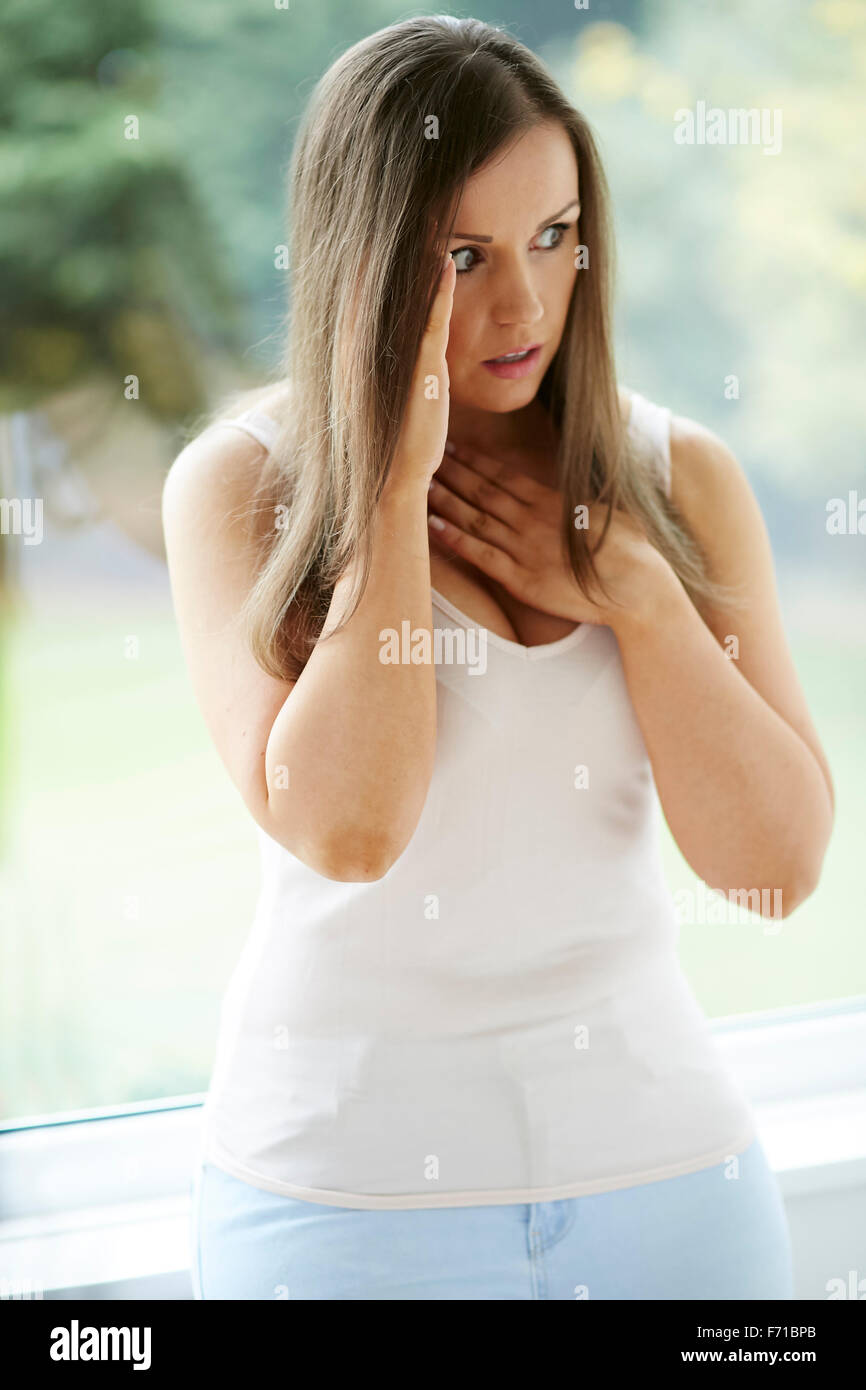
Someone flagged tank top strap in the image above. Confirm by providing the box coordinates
[221,393,674,497]
[218,406,280,454]
[624,388,673,499]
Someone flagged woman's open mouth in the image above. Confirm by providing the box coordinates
[482,345,542,379]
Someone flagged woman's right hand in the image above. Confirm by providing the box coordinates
[389,255,456,491]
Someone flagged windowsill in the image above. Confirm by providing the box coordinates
[756,1088,866,1193]
[2,1000,865,1297]
[2,1089,865,1297]
[0,1195,191,1296]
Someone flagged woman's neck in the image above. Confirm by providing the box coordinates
[446,396,557,457]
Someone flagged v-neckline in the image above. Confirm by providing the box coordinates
[237,392,639,659]
[430,587,593,661]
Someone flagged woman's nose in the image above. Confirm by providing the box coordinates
[489,264,545,327]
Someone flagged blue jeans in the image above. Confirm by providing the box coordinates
[189,1136,793,1300]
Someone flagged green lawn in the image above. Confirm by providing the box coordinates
[1,604,862,1122]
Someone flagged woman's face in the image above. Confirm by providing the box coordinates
[444,121,581,416]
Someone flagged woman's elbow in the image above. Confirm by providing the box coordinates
[778,845,829,918]
[297,828,402,882]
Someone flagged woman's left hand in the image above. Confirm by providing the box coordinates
[427,439,674,630]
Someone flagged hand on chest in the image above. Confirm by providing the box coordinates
[428,441,580,649]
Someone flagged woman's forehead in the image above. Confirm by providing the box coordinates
[455,126,578,219]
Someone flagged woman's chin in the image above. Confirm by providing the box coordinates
[450,377,540,414]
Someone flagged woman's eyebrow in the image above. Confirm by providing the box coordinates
[450,199,580,242]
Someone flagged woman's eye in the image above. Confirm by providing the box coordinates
[451,246,477,274]
[536,222,569,250]
[450,222,571,275]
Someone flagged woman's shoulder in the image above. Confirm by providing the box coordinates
[666,407,747,521]
[619,386,749,520]
[161,429,262,558]
[209,381,291,453]
[162,385,289,544]
[249,380,292,424]
[619,384,673,497]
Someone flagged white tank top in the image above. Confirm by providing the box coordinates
[199,388,758,1209]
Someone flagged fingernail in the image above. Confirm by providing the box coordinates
[428,514,446,530]
[428,479,435,491]
[444,439,455,453]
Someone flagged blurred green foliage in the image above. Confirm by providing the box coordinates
[0,0,245,417]
[0,0,644,420]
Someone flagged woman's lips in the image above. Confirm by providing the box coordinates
[481,345,543,379]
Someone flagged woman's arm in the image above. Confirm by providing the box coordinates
[425,418,834,916]
[163,264,456,884]
[162,435,437,884]
[265,470,438,879]
[611,417,834,916]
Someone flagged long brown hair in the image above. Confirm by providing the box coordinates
[202,15,738,681]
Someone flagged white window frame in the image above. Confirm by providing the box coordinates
[2,997,865,1297]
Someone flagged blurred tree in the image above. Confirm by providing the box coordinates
[0,0,251,847]
[0,0,245,420]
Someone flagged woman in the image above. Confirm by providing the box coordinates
[163,16,833,1300]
